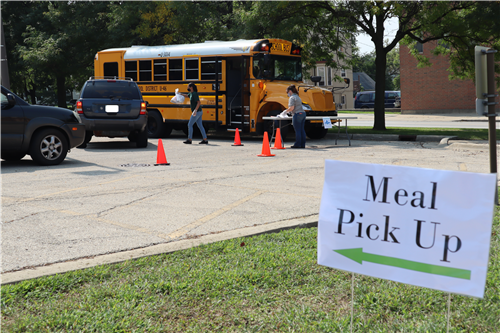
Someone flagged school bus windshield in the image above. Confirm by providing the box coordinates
[253,54,302,81]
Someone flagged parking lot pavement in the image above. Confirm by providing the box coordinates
[1,133,494,281]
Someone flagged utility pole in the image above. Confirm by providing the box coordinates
[1,16,11,89]
[475,46,499,205]
[486,49,498,204]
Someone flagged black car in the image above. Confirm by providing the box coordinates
[1,86,85,165]
[75,78,148,148]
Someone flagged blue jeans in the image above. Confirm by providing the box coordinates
[187,110,206,140]
[292,112,306,147]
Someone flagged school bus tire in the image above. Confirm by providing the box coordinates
[264,110,289,140]
[147,110,167,138]
[305,124,328,140]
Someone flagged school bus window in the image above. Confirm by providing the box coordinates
[201,57,222,81]
[103,62,118,78]
[139,60,152,81]
[154,59,167,81]
[125,61,137,81]
[185,58,199,80]
[169,59,182,81]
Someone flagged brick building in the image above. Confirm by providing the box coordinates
[400,41,499,114]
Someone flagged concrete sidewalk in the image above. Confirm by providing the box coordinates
[343,111,499,129]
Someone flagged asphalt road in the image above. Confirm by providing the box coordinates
[1,131,494,277]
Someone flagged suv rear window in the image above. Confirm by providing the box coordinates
[82,81,141,100]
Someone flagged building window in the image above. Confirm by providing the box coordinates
[169,59,183,81]
[341,68,346,77]
[415,42,424,54]
[341,95,346,104]
[185,58,199,80]
[317,67,325,86]
[154,59,167,81]
[327,67,332,86]
[139,60,152,81]
[125,61,137,81]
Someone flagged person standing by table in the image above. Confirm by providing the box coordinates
[283,85,306,148]
[181,82,208,144]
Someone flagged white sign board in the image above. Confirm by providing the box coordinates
[318,160,496,298]
[323,117,333,129]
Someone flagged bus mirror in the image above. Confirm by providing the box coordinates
[311,76,321,83]
[343,78,350,85]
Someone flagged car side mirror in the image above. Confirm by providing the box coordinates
[7,94,16,106]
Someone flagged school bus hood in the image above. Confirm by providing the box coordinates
[262,81,335,111]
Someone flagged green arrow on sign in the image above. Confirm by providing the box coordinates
[334,248,471,280]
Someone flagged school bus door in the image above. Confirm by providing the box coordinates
[95,51,125,78]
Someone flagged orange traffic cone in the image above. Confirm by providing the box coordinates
[257,132,275,157]
[271,128,285,150]
[154,139,170,166]
[232,128,244,146]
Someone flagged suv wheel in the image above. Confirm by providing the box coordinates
[1,153,26,161]
[29,128,68,165]
[147,110,166,138]
[136,128,148,148]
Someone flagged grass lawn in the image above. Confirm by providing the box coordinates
[329,126,500,141]
[2,211,499,332]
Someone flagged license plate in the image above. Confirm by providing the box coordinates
[105,105,119,113]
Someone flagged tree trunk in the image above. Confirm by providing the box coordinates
[56,75,67,108]
[373,13,387,130]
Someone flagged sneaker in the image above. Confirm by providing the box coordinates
[199,140,208,144]
[183,140,192,144]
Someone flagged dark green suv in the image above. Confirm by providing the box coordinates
[1,85,85,165]
[75,78,148,148]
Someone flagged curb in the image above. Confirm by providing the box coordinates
[1,215,319,285]
[348,134,453,142]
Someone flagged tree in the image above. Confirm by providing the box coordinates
[304,1,498,130]
[2,1,144,104]
[401,1,500,85]
[352,46,399,92]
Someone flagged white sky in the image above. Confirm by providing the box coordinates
[356,16,399,54]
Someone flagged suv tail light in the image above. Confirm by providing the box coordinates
[140,102,147,115]
[76,101,83,114]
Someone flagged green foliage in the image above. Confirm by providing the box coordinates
[400,1,500,86]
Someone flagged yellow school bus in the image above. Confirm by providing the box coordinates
[94,39,336,139]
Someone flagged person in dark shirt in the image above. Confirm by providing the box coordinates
[181,82,208,144]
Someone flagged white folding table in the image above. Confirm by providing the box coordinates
[262,116,358,146]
